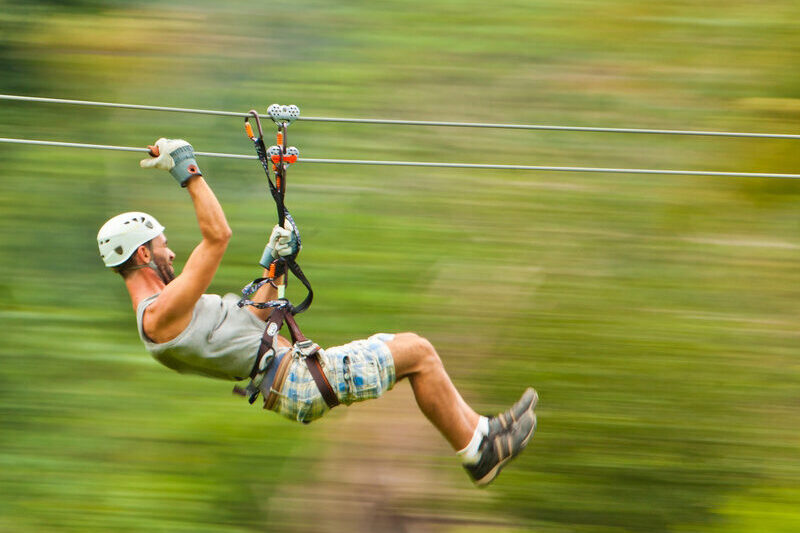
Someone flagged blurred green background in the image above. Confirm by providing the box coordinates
[2,0,800,531]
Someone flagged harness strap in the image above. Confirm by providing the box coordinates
[285,258,313,315]
[252,307,285,377]
[234,306,339,409]
[305,352,340,409]
[232,306,285,403]
[283,312,339,409]
[282,307,307,343]
[262,349,292,411]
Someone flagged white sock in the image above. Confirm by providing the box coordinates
[457,416,489,465]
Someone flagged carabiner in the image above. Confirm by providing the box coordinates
[244,109,265,141]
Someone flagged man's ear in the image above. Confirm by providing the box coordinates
[135,244,152,264]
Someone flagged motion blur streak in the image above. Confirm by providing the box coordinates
[1,1,800,532]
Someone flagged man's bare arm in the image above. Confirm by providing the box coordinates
[244,269,292,348]
[245,269,285,322]
[145,176,232,334]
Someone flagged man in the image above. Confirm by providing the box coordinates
[97,138,537,486]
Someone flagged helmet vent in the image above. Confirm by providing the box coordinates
[115,246,124,255]
[145,220,153,229]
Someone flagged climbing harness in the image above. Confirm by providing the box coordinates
[233,305,338,412]
[234,104,339,412]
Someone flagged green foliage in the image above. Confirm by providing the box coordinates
[2,1,800,531]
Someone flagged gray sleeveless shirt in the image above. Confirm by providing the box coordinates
[136,293,267,380]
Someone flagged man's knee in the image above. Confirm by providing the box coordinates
[391,332,442,375]
[395,332,436,356]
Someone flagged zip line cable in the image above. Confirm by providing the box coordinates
[2,94,797,178]
[0,138,255,159]
[1,93,799,139]
[2,137,799,179]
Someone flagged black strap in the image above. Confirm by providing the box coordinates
[285,258,313,315]
[247,111,287,227]
[244,111,312,316]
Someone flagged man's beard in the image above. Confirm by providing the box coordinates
[154,257,176,285]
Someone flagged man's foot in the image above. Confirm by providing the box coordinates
[464,409,537,487]
[488,387,538,435]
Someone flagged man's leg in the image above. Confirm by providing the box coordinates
[383,332,537,486]
[384,332,481,450]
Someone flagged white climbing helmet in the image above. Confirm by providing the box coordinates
[97,212,165,267]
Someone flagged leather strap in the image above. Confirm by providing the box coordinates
[263,350,293,410]
[233,307,286,403]
[284,312,338,408]
[251,307,286,378]
[305,352,340,409]
[237,305,339,411]
[282,311,306,344]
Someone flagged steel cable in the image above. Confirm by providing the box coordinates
[1,94,798,139]
[1,137,798,179]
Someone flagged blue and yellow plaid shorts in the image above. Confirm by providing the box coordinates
[270,333,396,423]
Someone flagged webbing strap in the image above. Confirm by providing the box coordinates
[285,259,313,315]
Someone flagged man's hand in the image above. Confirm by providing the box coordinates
[140,138,202,187]
[259,220,300,268]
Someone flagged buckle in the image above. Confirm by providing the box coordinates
[294,339,320,358]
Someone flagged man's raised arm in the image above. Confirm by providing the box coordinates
[141,138,232,335]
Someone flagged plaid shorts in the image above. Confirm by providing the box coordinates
[269,333,396,424]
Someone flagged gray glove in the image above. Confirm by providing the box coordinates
[140,138,202,187]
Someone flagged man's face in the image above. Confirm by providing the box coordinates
[149,234,176,284]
